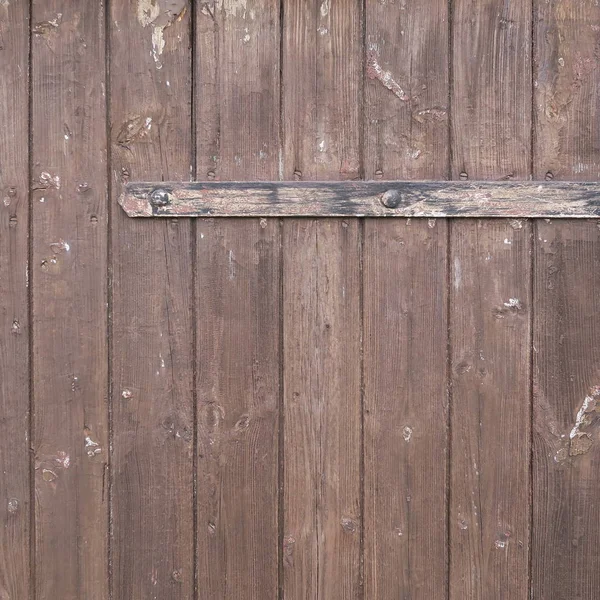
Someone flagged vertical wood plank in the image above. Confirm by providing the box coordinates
[282,219,361,600]
[533,4,600,597]
[452,0,532,181]
[364,0,449,180]
[450,221,531,599]
[0,1,30,599]
[451,1,532,598]
[363,1,449,598]
[110,2,194,598]
[195,2,281,599]
[363,218,448,599]
[282,2,362,598]
[31,2,108,598]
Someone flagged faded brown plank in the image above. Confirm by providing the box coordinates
[450,221,531,599]
[282,2,362,598]
[534,1,600,180]
[195,1,281,599]
[121,180,600,218]
[452,0,532,181]
[364,0,449,180]
[363,218,448,599]
[363,0,449,596]
[0,1,30,599]
[282,219,361,600]
[533,3,600,596]
[282,0,362,182]
[195,218,280,599]
[30,2,108,598]
[532,221,600,600]
[110,2,194,598]
[450,1,532,598]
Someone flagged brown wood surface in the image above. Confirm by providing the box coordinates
[364,0,449,180]
[450,0,533,598]
[109,2,194,598]
[450,221,532,599]
[0,1,30,599]
[1,2,600,598]
[363,218,448,599]
[31,2,108,598]
[282,219,361,600]
[533,2,600,597]
[282,2,362,598]
[195,2,281,598]
[363,1,449,596]
[121,180,600,218]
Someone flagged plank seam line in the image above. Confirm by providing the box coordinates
[27,0,35,597]
[105,1,114,598]
[190,0,199,597]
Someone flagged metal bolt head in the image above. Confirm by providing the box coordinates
[380,189,403,209]
[150,188,171,207]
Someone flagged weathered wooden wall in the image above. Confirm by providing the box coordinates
[1,1,599,599]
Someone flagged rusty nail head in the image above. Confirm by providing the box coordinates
[150,188,171,207]
[380,189,403,209]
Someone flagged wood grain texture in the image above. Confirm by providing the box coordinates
[364,0,449,179]
[450,221,531,599]
[452,0,532,180]
[363,218,448,599]
[363,1,449,596]
[282,219,361,600]
[31,2,108,598]
[534,0,600,180]
[533,5,600,597]
[533,221,600,600]
[195,2,281,598]
[110,2,194,598]
[196,218,280,600]
[122,180,600,218]
[451,1,532,598]
[0,1,30,599]
[282,2,362,598]
[282,0,362,181]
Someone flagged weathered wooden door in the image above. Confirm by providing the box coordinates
[2,1,600,600]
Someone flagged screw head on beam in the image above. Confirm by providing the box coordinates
[380,189,403,209]
[149,188,171,207]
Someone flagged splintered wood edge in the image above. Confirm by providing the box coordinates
[118,181,600,218]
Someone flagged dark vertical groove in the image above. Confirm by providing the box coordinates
[358,218,365,600]
[277,3,285,600]
[445,219,453,600]
[447,0,454,181]
[528,220,536,600]
[27,1,35,598]
[529,1,536,594]
[530,0,536,179]
[359,0,366,181]
[359,1,366,598]
[446,0,454,599]
[190,3,198,600]
[277,218,285,600]
[104,0,113,598]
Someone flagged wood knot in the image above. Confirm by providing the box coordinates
[341,517,357,533]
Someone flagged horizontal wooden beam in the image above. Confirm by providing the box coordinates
[119,181,600,218]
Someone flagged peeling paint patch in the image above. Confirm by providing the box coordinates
[402,426,412,442]
[36,171,61,190]
[84,428,102,457]
[366,50,409,101]
[137,0,187,69]
[568,387,600,456]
